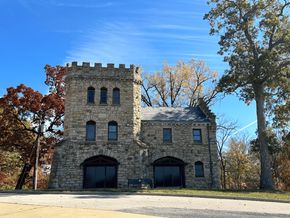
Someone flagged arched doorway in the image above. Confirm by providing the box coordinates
[153,156,185,188]
[83,155,118,188]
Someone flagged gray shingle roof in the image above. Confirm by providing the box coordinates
[141,107,210,122]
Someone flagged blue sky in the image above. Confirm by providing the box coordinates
[0,0,257,138]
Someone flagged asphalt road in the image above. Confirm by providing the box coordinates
[121,207,289,218]
[0,192,289,218]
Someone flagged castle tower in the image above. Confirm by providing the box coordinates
[64,62,142,142]
[49,62,142,189]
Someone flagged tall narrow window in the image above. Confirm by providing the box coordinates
[108,121,118,141]
[193,129,202,143]
[100,87,107,104]
[87,87,95,103]
[86,121,96,141]
[195,161,204,177]
[112,88,120,105]
[163,128,172,143]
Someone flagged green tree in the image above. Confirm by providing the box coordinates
[204,0,290,190]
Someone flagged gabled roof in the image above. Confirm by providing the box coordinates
[141,106,211,122]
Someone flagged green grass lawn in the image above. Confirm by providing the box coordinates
[136,189,290,202]
[2,188,290,202]
[74,188,290,202]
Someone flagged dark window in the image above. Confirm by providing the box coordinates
[195,161,204,177]
[112,88,120,105]
[87,87,95,103]
[163,128,172,143]
[86,121,96,141]
[100,87,107,104]
[193,129,202,143]
[108,121,118,141]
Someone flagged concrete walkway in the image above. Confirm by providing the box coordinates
[0,203,159,218]
[0,192,289,217]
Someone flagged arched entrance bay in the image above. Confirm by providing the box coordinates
[83,155,118,188]
[153,156,185,188]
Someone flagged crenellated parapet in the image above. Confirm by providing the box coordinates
[65,62,141,83]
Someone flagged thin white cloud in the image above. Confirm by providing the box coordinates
[51,30,84,34]
[65,22,157,65]
[128,8,204,17]
[188,53,219,56]
[54,2,114,8]
[183,53,220,58]
[91,30,213,43]
[63,1,219,70]
[18,0,116,9]
[64,21,220,71]
[151,24,207,31]
[232,120,257,136]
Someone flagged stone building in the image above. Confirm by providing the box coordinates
[49,62,220,189]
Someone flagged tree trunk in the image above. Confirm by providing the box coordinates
[33,132,41,190]
[220,157,226,189]
[254,84,274,190]
[223,161,226,189]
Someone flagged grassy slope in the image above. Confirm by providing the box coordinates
[79,188,290,202]
[137,189,290,201]
[2,188,290,202]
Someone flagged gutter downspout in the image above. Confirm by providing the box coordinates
[207,123,214,189]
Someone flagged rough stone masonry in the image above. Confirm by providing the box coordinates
[49,62,220,189]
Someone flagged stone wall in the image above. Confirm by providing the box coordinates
[49,62,220,189]
[49,140,145,189]
[140,121,220,188]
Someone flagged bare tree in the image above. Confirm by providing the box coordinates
[141,59,219,107]
[216,116,238,189]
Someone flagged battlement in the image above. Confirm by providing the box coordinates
[67,62,135,70]
[65,62,141,82]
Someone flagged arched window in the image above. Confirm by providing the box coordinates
[112,88,120,105]
[100,87,107,104]
[87,87,95,103]
[108,121,118,141]
[195,161,204,177]
[86,121,96,141]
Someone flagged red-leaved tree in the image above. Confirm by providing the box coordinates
[0,65,66,189]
